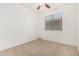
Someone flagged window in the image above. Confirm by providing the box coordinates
[45,13,62,31]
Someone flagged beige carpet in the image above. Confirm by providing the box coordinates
[0,39,78,56]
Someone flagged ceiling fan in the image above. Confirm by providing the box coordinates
[37,3,50,10]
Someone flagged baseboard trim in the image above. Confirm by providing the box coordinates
[0,37,39,52]
[40,38,76,47]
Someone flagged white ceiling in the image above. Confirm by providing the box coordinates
[19,3,65,14]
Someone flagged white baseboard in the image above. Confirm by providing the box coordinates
[0,37,38,51]
[40,37,76,47]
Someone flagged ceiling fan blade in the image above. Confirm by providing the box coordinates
[45,4,50,8]
[37,6,40,10]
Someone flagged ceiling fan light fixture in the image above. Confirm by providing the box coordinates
[37,3,50,10]
[45,4,50,8]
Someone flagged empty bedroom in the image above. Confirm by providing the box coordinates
[0,3,79,56]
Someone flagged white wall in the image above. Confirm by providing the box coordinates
[76,4,79,51]
[0,3,38,51]
[39,4,77,46]
[0,3,78,51]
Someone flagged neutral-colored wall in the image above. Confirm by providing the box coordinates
[0,3,78,51]
[0,3,38,51]
[39,4,77,46]
[76,4,79,51]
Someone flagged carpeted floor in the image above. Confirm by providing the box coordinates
[0,39,78,56]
